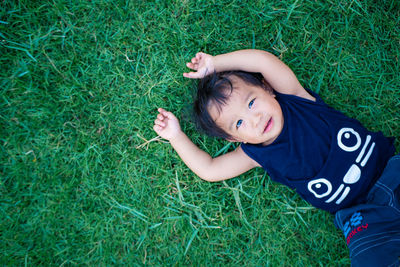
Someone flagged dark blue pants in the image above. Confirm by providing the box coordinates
[334,155,400,267]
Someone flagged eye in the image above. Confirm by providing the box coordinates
[248,98,255,108]
[236,119,243,129]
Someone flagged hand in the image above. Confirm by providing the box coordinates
[183,52,215,79]
[153,108,182,141]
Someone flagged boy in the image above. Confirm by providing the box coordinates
[153,50,400,266]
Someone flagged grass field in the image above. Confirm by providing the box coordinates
[1,0,399,265]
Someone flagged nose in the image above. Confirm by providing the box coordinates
[250,113,262,128]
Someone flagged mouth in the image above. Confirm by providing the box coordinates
[263,118,273,133]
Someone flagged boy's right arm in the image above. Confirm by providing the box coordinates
[153,108,259,182]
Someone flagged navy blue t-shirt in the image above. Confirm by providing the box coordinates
[241,90,395,213]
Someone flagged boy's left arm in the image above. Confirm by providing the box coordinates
[184,50,315,101]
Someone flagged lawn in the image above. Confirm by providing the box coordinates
[1,0,399,265]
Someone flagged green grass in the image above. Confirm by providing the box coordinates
[1,0,399,265]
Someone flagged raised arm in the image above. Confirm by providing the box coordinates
[153,108,259,181]
[184,50,315,101]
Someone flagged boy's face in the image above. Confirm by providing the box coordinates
[209,76,284,145]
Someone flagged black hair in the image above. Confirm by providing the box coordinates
[193,71,273,140]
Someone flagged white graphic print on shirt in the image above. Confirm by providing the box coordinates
[307,128,375,205]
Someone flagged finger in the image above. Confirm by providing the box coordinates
[153,125,163,134]
[162,110,174,119]
[196,52,204,60]
[191,57,198,64]
[186,62,197,70]
[186,62,195,70]
[164,110,177,121]
[183,72,200,79]
[158,108,176,120]
[158,108,171,118]
[158,107,167,113]
[154,119,166,127]
[157,113,164,120]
